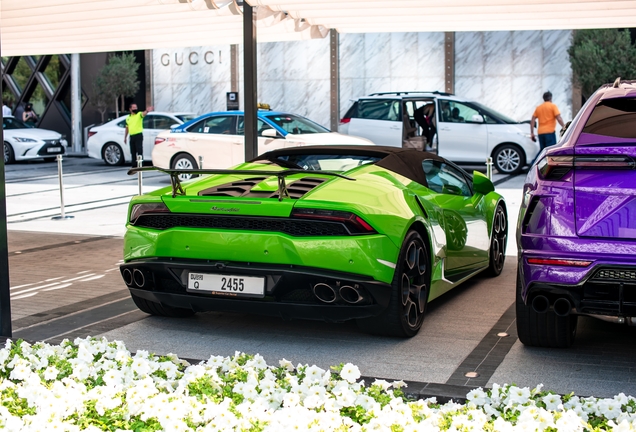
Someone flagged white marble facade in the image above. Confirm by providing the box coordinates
[153,30,572,129]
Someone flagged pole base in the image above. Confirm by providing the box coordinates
[51,215,75,220]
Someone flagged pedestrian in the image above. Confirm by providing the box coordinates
[22,103,38,127]
[2,99,12,117]
[530,91,565,151]
[124,103,153,168]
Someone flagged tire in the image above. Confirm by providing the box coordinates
[515,271,577,348]
[493,144,524,175]
[4,142,15,164]
[130,292,195,318]
[486,204,507,277]
[102,142,125,166]
[357,230,431,337]
[171,153,198,181]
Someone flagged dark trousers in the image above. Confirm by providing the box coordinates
[129,133,143,167]
[538,132,557,151]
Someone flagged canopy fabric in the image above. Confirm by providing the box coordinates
[1,0,633,55]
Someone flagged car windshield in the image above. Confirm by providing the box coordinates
[263,114,329,135]
[470,102,519,124]
[269,154,382,171]
[3,117,29,130]
[175,114,197,122]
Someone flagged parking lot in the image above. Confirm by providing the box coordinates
[5,157,636,399]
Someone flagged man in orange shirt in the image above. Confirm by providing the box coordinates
[530,91,565,151]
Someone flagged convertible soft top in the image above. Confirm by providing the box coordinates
[254,145,447,187]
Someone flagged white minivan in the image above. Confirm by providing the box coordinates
[339,91,539,174]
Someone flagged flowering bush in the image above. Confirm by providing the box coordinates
[0,337,634,431]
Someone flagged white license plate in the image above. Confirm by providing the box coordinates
[46,147,62,153]
[187,272,265,298]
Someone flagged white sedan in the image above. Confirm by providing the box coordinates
[3,117,68,164]
[86,112,196,166]
[152,111,374,178]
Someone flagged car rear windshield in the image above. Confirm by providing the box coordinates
[355,100,401,121]
[2,117,29,129]
[175,114,196,122]
[582,98,636,139]
[272,154,382,171]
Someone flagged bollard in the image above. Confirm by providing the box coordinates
[486,157,493,181]
[137,155,143,196]
[198,155,204,170]
[51,154,74,220]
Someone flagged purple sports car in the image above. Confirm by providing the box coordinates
[517,79,636,347]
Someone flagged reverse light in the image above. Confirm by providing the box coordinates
[538,155,636,180]
[130,202,170,224]
[155,137,166,145]
[527,258,592,267]
[291,208,376,234]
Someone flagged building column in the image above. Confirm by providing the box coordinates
[230,44,239,93]
[444,32,455,94]
[330,29,340,132]
[71,53,83,153]
[145,50,154,108]
[243,2,257,161]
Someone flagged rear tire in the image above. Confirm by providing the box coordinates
[486,204,507,277]
[171,153,198,181]
[130,292,195,318]
[357,230,430,337]
[493,144,524,174]
[102,142,125,166]
[4,142,15,164]
[516,271,577,348]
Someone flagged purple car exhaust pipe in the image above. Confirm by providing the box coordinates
[339,285,364,304]
[553,298,572,317]
[313,283,337,304]
[531,295,550,314]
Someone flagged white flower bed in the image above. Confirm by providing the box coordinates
[0,337,633,431]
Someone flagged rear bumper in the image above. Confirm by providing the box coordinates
[121,258,391,321]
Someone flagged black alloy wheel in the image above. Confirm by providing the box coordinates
[358,230,430,337]
[102,143,125,166]
[486,204,507,276]
[493,144,524,174]
[4,142,14,164]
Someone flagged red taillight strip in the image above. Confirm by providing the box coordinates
[340,118,351,124]
[527,258,592,267]
[291,209,376,234]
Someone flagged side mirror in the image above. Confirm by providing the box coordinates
[170,124,180,129]
[261,128,278,138]
[472,171,495,195]
[470,114,484,123]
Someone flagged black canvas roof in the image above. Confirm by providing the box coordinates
[253,145,447,187]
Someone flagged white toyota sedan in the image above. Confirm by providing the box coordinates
[152,111,373,178]
[87,112,196,166]
[3,116,67,164]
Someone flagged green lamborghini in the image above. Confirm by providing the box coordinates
[121,146,507,337]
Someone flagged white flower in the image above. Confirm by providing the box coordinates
[279,359,294,371]
[43,366,59,381]
[466,388,488,406]
[340,363,361,383]
[507,386,531,405]
[597,399,623,419]
[542,393,562,410]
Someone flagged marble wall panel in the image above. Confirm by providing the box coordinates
[511,75,541,120]
[190,83,214,115]
[258,43,284,81]
[154,84,172,113]
[391,33,418,78]
[364,33,392,79]
[512,31,543,76]
[339,34,365,80]
[303,80,330,128]
[484,31,512,77]
[543,30,572,76]
[258,80,284,111]
[417,33,445,79]
[456,32,484,78]
[171,84,191,113]
[305,39,329,80]
[482,77,513,118]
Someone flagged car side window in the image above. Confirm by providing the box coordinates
[357,100,401,122]
[142,116,154,129]
[153,116,176,130]
[236,117,271,136]
[188,116,236,134]
[117,120,126,128]
[438,100,481,124]
[422,160,472,196]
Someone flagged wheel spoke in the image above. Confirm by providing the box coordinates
[401,273,410,306]
[416,247,426,275]
[405,242,416,269]
[404,299,418,327]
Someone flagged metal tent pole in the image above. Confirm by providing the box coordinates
[330,29,340,132]
[243,1,258,162]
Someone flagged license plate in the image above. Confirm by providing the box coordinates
[46,147,62,153]
[187,272,265,298]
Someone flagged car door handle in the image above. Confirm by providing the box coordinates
[389,125,401,130]
[188,137,198,141]
[232,140,242,145]
[439,127,451,131]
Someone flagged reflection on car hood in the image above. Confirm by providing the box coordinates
[285,132,374,145]
[4,128,61,139]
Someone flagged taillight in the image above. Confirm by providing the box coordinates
[291,208,376,235]
[87,131,97,138]
[527,258,592,267]
[340,118,351,124]
[155,137,166,145]
[538,155,636,180]
[130,202,170,224]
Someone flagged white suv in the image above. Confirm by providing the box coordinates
[339,91,539,174]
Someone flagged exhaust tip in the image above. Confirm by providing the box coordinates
[313,283,337,304]
[531,295,549,314]
[339,285,363,304]
[122,268,133,286]
[132,269,145,288]
[553,298,572,317]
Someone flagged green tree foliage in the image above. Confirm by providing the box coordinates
[91,73,113,123]
[568,29,636,98]
[92,52,140,119]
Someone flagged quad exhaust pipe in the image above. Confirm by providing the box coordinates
[339,285,364,304]
[312,283,366,304]
[313,283,337,304]
[132,269,146,287]
[122,268,133,286]
[122,268,147,288]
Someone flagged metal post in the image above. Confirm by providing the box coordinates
[330,29,340,132]
[52,154,74,220]
[444,32,455,95]
[71,53,83,153]
[486,157,493,180]
[230,45,239,93]
[137,155,143,196]
[243,1,258,161]
[198,155,204,169]
[0,64,12,335]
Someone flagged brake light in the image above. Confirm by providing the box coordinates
[291,208,376,234]
[340,118,351,124]
[527,258,592,267]
[155,137,166,145]
[130,202,170,224]
[87,131,97,138]
[538,155,636,180]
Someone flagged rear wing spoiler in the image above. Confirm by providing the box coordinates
[127,166,355,199]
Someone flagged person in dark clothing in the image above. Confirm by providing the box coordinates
[124,103,153,167]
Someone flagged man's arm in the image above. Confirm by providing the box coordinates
[556,114,565,128]
[142,106,154,117]
[530,115,537,140]
[124,125,128,142]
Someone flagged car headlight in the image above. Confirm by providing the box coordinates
[13,137,37,143]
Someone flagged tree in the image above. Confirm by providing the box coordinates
[92,70,114,122]
[92,52,140,118]
[568,29,636,98]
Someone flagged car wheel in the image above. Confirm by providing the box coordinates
[130,292,195,318]
[493,144,524,175]
[358,230,430,337]
[102,143,125,166]
[486,204,507,277]
[4,142,15,164]
[171,153,198,181]
[515,271,577,348]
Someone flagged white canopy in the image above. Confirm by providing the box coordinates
[1,0,634,55]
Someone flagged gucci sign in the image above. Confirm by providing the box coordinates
[160,50,222,66]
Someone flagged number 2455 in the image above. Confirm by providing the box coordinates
[221,277,244,291]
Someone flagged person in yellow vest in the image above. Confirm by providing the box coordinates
[530,91,565,151]
[124,103,153,168]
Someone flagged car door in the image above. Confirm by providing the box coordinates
[436,99,489,163]
[420,160,489,271]
[236,116,286,156]
[142,115,177,161]
[185,115,241,168]
[347,99,403,147]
